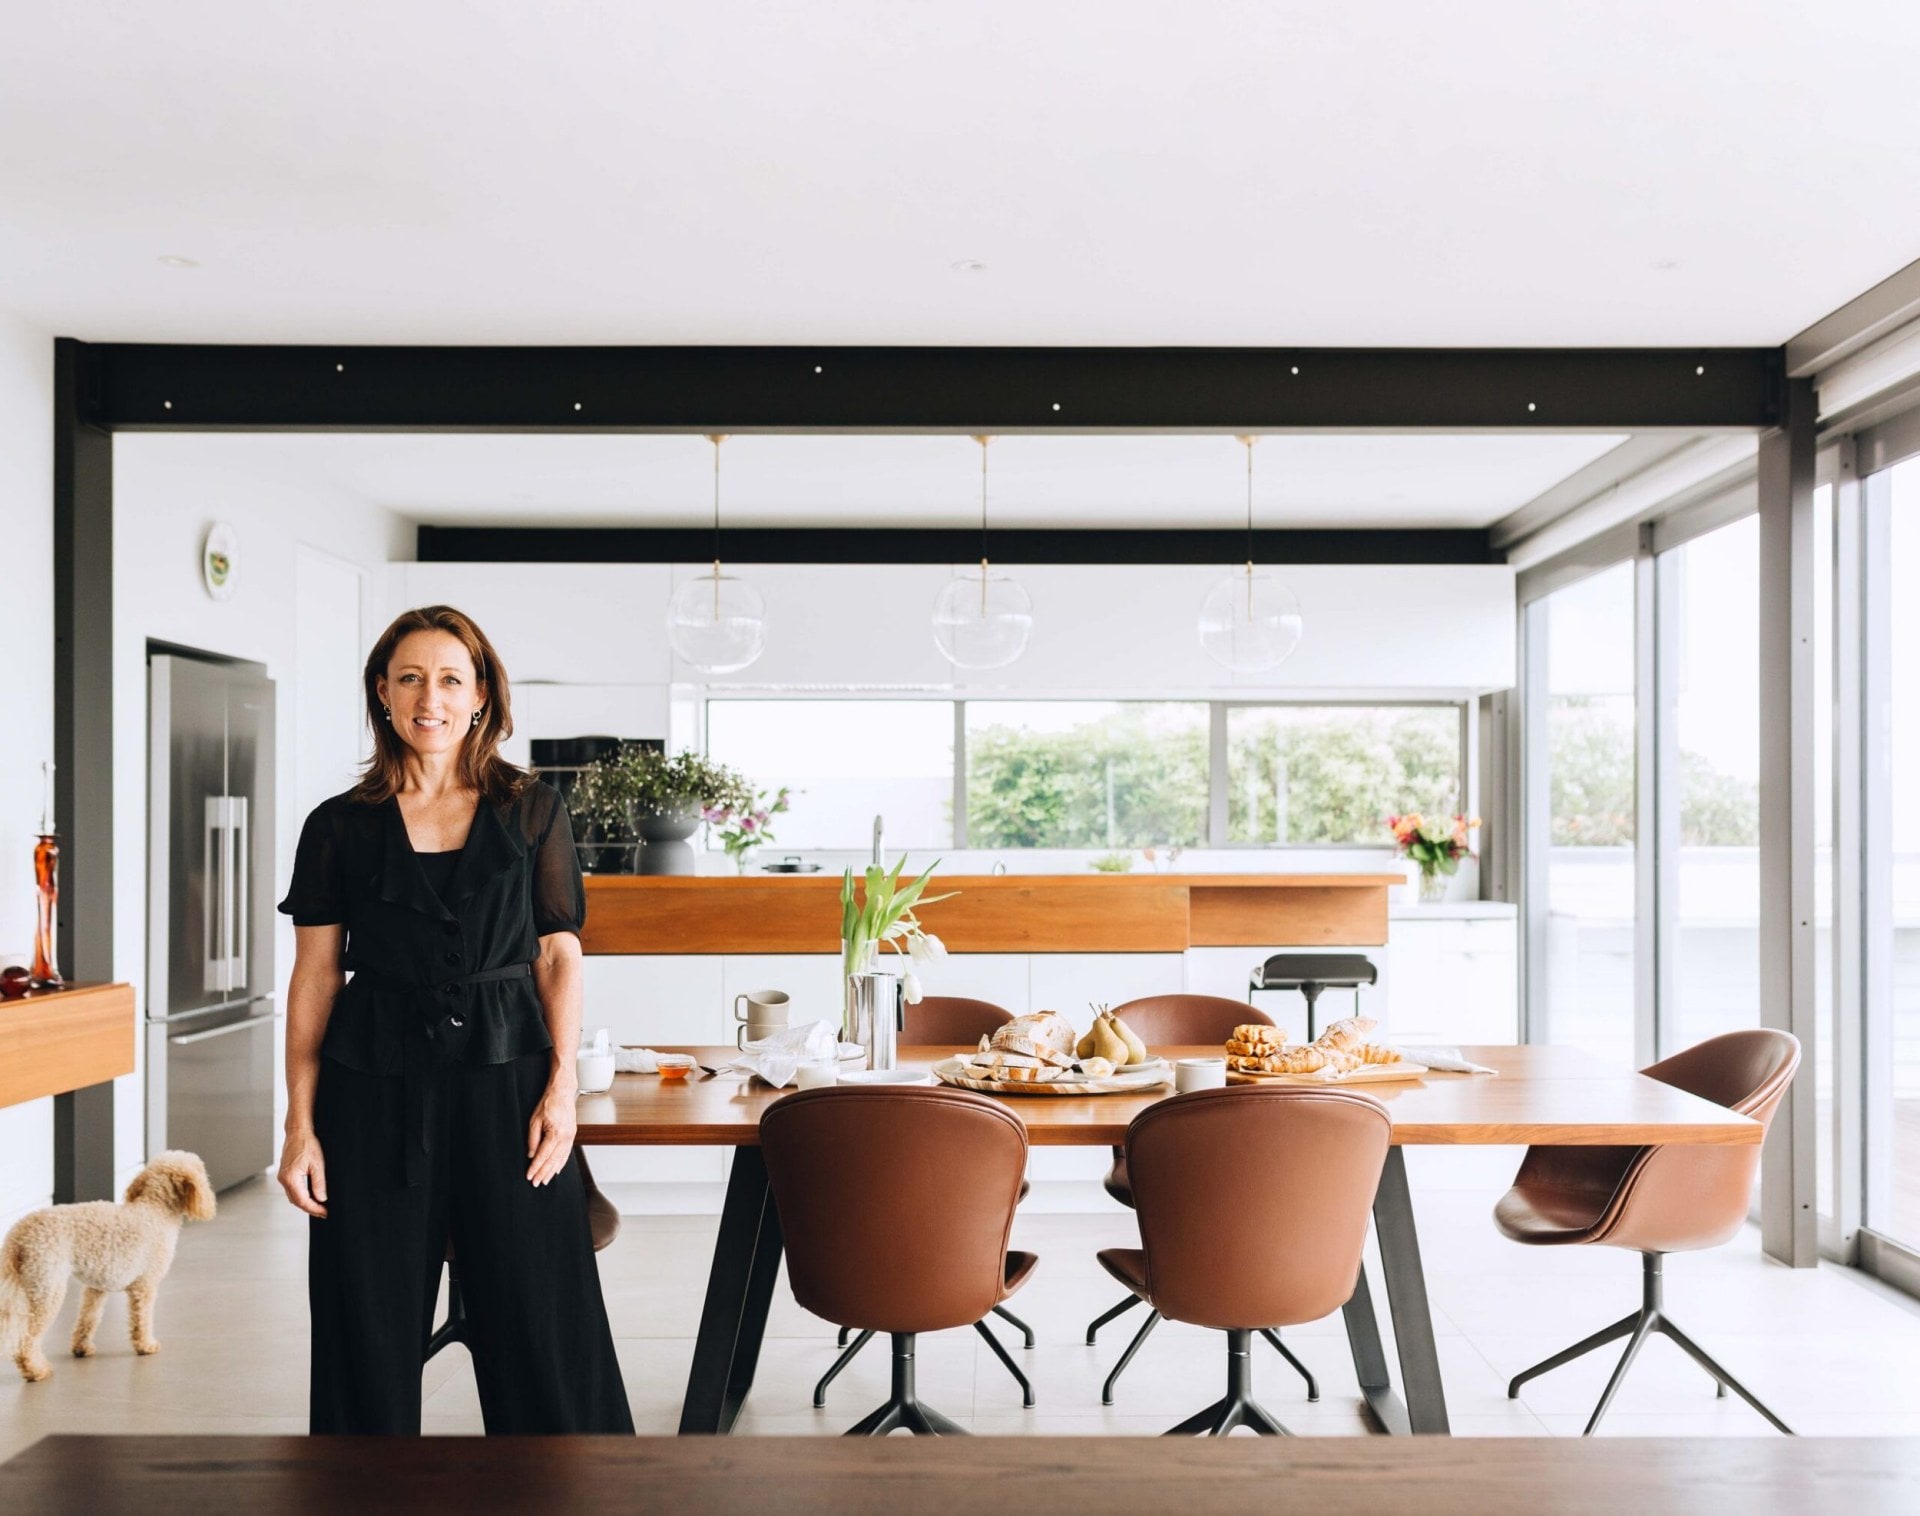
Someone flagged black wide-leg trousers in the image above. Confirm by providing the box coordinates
[308,1051,634,1434]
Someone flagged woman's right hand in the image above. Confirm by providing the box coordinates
[278,1129,329,1218]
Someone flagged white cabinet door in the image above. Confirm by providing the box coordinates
[1382,918,1517,1046]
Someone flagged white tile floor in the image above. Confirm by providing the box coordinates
[5,1152,1918,1457]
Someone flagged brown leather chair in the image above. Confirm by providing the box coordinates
[1086,995,1317,1405]
[818,994,1036,1407]
[1099,1085,1391,1435]
[426,1148,621,1361]
[1497,1029,1801,1435]
[762,1085,1035,1436]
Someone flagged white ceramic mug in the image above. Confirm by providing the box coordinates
[1174,1057,1228,1093]
[735,989,791,1048]
[576,1049,617,1094]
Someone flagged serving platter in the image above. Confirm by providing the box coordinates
[1225,1061,1430,1087]
[933,1056,1172,1096]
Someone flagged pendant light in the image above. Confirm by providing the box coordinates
[1197,435,1304,673]
[665,434,767,674]
[932,435,1034,670]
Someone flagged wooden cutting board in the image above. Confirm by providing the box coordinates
[1226,1061,1430,1087]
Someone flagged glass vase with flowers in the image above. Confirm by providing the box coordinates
[1387,811,1481,903]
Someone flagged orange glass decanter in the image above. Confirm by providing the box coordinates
[31,759,63,990]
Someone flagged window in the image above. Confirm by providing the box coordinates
[964,702,1209,849]
[704,699,954,849]
[1662,516,1762,1053]
[1533,560,1638,1064]
[707,696,1467,853]
[1226,705,1462,845]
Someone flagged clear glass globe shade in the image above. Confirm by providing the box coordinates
[1197,570,1305,673]
[931,569,1034,670]
[665,570,767,674]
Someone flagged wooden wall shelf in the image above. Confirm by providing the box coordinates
[0,982,136,1110]
[580,874,1400,956]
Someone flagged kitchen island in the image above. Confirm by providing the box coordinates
[580,872,1405,955]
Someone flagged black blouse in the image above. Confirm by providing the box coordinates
[277,780,585,1078]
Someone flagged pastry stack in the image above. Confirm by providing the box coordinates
[1223,1016,1403,1076]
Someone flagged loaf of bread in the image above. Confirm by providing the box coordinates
[995,1011,1078,1060]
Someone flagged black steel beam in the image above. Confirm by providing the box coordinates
[52,337,117,1204]
[418,524,1499,566]
[86,344,1782,432]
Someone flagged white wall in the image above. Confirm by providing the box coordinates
[0,312,54,1224]
[109,437,412,1189]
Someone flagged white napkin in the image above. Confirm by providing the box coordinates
[729,1020,842,1089]
[1395,1045,1498,1075]
[615,1046,662,1073]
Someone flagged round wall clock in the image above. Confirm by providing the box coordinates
[203,522,239,601]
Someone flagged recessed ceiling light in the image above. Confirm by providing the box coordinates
[157,254,199,268]
[949,259,988,274]
[1650,259,1680,271]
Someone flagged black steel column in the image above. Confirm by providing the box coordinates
[51,336,116,1203]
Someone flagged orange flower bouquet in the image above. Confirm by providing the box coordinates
[1387,812,1481,902]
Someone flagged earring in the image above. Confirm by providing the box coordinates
[382,705,391,721]
[471,708,485,728]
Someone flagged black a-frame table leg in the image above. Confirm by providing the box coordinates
[1341,1147,1451,1435]
[678,1147,784,1435]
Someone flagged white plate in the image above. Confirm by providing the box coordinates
[837,1068,932,1085]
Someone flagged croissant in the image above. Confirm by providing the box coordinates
[1241,1045,1343,1074]
[1353,1043,1403,1065]
[1314,1016,1377,1052]
[1231,1023,1285,1048]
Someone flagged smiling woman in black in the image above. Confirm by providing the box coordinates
[277,605,632,1435]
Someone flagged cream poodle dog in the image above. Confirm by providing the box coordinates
[1,1150,216,1382]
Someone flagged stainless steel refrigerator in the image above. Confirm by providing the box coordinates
[146,652,278,1192]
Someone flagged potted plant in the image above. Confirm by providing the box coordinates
[569,745,752,873]
[567,760,640,874]
[1387,811,1481,903]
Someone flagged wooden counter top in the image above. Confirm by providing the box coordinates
[580,872,1403,955]
[0,982,136,1109]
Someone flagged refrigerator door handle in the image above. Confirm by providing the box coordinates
[230,795,249,994]
[169,1010,279,1046]
[202,796,224,994]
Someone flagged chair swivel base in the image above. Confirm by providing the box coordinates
[843,1333,970,1436]
[819,1310,1034,1409]
[1162,1330,1292,1437]
[1507,1251,1793,1437]
[1094,1297,1318,1406]
[841,1303,1033,1350]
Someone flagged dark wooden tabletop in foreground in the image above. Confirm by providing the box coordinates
[6,1435,1917,1516]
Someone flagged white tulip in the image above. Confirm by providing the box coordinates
[902,967,924,1004]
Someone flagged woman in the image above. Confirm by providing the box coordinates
[276,605,632,1435]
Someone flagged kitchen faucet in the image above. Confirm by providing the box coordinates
[871,813,884,866]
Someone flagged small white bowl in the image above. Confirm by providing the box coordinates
[837,1068,931,1086]
[1174,1057,1228,1093]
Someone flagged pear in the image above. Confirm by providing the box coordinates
[1109,1013,1148,1067]
[1091,1015,1130,1066]
[1075,1023,1099,1060]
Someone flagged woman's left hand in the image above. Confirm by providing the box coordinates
[526,1076,579,1186]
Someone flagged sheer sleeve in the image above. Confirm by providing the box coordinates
[529,783,587,937]
[279,800,347,926]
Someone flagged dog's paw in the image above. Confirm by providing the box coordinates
[70,1341,94,1358]
[133,1339,161,1356]
[18,1359,52,1383]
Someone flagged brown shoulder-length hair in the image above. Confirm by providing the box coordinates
[352,605,527,806]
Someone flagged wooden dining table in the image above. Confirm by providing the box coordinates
[576,1044,1761,1438]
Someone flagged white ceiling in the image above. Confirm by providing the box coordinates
[3,3,1917,347]
[128,431,1628,529]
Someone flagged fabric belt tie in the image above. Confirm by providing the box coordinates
[347,961,534,1188]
